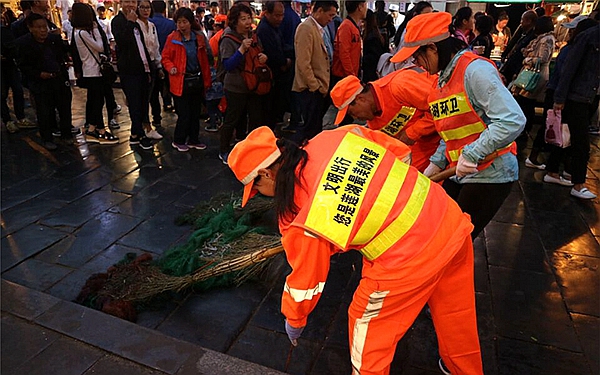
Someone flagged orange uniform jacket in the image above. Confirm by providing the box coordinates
[161,30,212,97]
[279,126,473,328]
[366,66,440,172]
[332,18,362,78]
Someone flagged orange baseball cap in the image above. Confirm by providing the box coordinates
[331,75,363,125]
[391,12,452,63]
[228,126,281,207]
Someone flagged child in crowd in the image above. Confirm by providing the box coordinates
[204,67,224,132]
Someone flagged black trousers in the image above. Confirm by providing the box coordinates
[1,62,25,122]
[555,100,592,185]
[220,90,263,153]
[32,78,72,142]
[173,90,202,144]
[442,180,513,239]
[150,67,173,120]
[292,89,327,144]
[120,73,151,138]
[85,77,106,127]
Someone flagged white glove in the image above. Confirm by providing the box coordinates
[456,154,478,177]
[423,162,443,177]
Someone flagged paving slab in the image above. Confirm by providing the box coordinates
[2,258,73,291]
[571,313,600,374]
[530,209,600,257]
[496,336,589,375]
[156,282,269,352]
[1,313,60,371]
[484,221,552,273]
[82,355,167,375]
[40,189,130,228]
[3,335,104,375]
[0,196,66,236]
[36,211,143,268]
[1,224,67,272]
[35,300,202,374]
[1,280,61,319]
[550,252,600,316]
[489,265,581,352]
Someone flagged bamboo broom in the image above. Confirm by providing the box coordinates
[109,242,284,302]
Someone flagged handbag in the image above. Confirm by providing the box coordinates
[183,72,204,95]
[79,30,117,84]
[545,109,571,148]
[513,59,540,92]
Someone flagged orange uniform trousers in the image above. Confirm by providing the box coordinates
[347,232,483,375]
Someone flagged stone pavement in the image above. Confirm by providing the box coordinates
[1,86,599,375]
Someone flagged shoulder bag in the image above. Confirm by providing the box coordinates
[513,59,540,92]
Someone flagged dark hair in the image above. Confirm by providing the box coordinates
[473,11,485,21]
[25,12,44,27]
[434,36,468,71]
[394,1,432,47]
[152,0,167,14]
[313,1,339,13]
[19,0,32,12]
[137,0,154,19]
[345,1,364,14]
[475,14,493,35]
[364,9,383,44]
[497,11,509,22]
[535,16,554,35]
[174,7,201,30]
[534,7,545,17]
[227,3,252,29]
[70,3,94,30]
[273,138,308,222]
[195,7,205,16]
[453,7,473,29]
[264,1,283,13]
[210,1,219,7]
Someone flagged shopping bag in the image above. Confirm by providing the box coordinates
[545,109,571,148]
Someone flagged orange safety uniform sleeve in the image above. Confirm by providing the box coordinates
[404,111,437,141]
[280,226,337,328]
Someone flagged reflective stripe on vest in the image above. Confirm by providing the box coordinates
[380,106,417,137]
[302,131,432,261]
[304,132,387,249]
[360,170,430,260]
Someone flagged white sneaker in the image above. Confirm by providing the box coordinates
[145,128,163,140]
[543,174,574,187]
[113,104,122,114]
[525,157,545,170]
[570,188,596,199]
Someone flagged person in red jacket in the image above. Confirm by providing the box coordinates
[331,0,367,125]
[228,126,484,375]
[162,7,212,152]
[331,68,440,172]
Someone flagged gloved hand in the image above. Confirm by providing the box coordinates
[456,154,478,177]
[285,320,305,346]
[423,162,443,177]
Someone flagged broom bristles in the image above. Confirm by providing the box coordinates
[111,245,284,302]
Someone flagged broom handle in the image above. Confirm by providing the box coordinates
[254,245,285,260]
[429,151,500,183]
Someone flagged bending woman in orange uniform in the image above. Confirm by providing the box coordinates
[228,125,484,375]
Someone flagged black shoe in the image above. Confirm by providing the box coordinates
[163,104,175,113]
[129,136,140,145]
[205,124,219,132]
[199,112,209,120]
[71,126,82,135]
[139,136,153,150]
[52,130,61,137]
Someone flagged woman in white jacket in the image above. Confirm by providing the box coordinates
[136,0,163,139]
[72,3,118,145]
